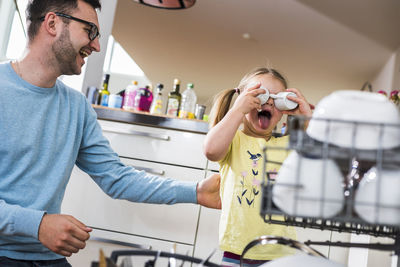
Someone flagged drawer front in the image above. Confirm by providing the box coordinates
[99,120,207,169]
[62,159,205,245]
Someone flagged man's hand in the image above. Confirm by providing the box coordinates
[197,173,221,209]
[38,214,92,257]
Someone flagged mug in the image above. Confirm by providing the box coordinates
[256,87,298,110]
[108,94,123,108]
[272,92,298,110]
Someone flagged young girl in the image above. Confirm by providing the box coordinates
[204,67,312,266]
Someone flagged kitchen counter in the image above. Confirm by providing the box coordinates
[93,105,209,134]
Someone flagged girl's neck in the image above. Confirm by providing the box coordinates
[242,126,272,141]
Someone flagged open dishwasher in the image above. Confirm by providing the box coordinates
[259,110,400,266]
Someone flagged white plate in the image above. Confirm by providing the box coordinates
[273,151,344,218]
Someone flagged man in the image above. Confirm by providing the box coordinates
[0,0,221,266]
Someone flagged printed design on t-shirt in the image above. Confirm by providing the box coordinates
[237,150,261,207]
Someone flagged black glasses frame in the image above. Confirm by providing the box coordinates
[40,12,100,41]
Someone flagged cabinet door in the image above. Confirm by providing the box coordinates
[193,206,222,265]
[98,120,207,169]
[193,171,223,265]
[207,160,220,172]
[62,159,205,245]
[68,229,194,267]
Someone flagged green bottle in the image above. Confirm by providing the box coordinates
[98,74,110,106]
[166,78,181,116]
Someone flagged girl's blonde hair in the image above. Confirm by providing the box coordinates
[209,67,287,128]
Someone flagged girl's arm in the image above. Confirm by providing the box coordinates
[203,107,244,161]
[203,84,265,162]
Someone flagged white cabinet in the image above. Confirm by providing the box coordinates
[62,161,204,245]
[194,207,222,265]
[193,171,222,264]
[99,120,208,169]
[62,119,211,265]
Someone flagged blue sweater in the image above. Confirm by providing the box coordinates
[0,62,197,260]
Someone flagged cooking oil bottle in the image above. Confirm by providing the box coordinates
[98,73,110,106]
[150,83,164,115]
[166,78,181,116]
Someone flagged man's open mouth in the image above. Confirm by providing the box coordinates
[79,49,89,58]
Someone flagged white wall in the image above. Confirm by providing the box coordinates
[81,0,118,93]
[107,73,150,95]
[0,0,15,60]
[392,46,400,89]
[372,46,400,93]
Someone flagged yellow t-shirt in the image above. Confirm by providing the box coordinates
[218,130,296,260]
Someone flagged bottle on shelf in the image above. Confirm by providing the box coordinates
[166,78,181,117]
[178,83,197,119]
[136,85,153,112]
[86,86,99,104]
[98,73,110,106]
[150,83,164,115]
[123,80,139,111]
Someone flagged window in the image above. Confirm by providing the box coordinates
[0,1,150,93]
[103,35,150,93]
[0,0,27,61]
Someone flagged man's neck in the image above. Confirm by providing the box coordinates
[13,47,60,88]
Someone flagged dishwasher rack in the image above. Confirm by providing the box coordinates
[260,116,400,263]
[91,249,220,267]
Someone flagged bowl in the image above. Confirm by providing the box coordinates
[272,151,344,218]
[354,166,400,225]
[306,90,400,150]
[262,253,345,267]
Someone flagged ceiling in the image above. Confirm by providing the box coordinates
[111,0,400,107]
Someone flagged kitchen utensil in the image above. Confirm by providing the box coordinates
[241,236,344,267]
[306,90,400,150]
[195,104,206,120]
[354,166,400,225]
[272,151,344,218]
[256,87,298,110]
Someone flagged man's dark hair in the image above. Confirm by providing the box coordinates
[26,0,101,42]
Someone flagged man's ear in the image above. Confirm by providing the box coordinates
[42,12,59,37]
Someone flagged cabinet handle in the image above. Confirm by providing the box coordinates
[102,126,170,141]
[129,165,165,176]
[89,236,151,250]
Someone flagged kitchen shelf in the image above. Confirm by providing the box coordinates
[93,105,209,134]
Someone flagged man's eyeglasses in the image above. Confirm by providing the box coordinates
[40,12,100,41]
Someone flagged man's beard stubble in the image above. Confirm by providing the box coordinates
[52,26,81,76]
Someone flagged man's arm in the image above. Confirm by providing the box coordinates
[196,173,221,209]
[0,199,45,238]
[38,214,92,257]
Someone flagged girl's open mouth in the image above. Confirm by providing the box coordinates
[258,110,272,129]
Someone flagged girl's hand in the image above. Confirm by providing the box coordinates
[282,88,312,117]
[231,82,266,115]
